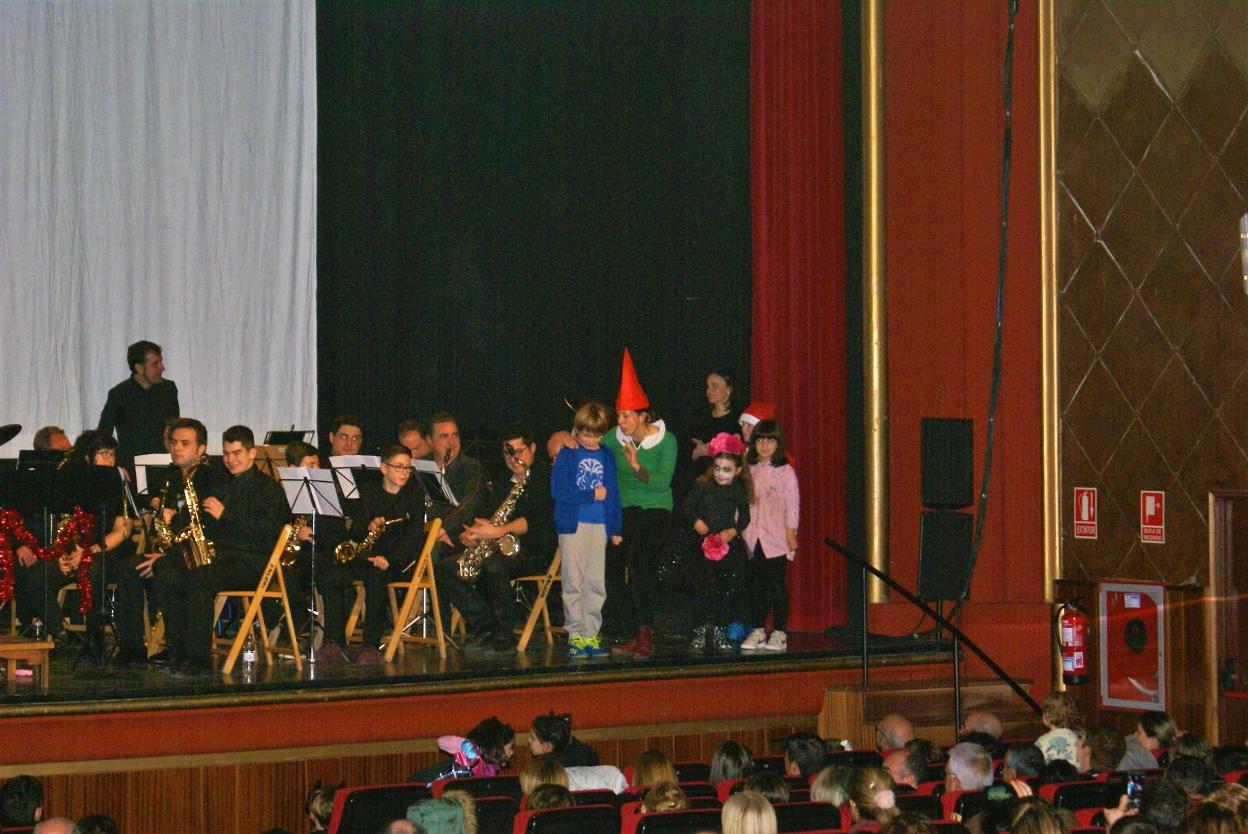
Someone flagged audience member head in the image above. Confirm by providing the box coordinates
[1178,803,1239,834]
[1136,711,1179,752]
[1110,820,1160,834]
[885,749,919,789]
[1010,799,1069,834]
[32,820,79,834]
[634,749,678,787]
[905,738,944,767]
[643,782,691,813]
[33,426,71,452]
[878,714,916,750]
[710,740,755,786]
[744,771,791,805]
[1213,745,1248,777]
[962,730,1006,760]
[962,711,1005,739]
[946,742,994,792]
[881,812,936,834]
[304,780,340,831]
[76,816,117,834]
[1080,724,1127,774]
[529,712,573,757]
[1038,758,1080,787]
[407,795,470,833]
[1166,756,1214,799]
[721,790,778,834]
[440,790,477,834]
[810,763,852,805]
[1003,743,1046,781]
[782,732,828,779]
[520,756,568,796]
[378,821,420,834]
[1138,776,1190,832]
[527,783,575,811]
[1172,734,1212,766]
[1,775,43,826]
[466,716,515,769]
[1041,692,1082,732]
[849,765,900,824]
[1204,783,1248,828]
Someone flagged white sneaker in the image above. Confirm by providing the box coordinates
[740,628,767,650]
[763,629,787,651]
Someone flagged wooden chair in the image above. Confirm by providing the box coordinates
[3,595,17,634]
[512,548,564,651]
[55,582,118,635]
[210,524,302,674]
[143,592,165,658]
[344,580,366,643]
[383,518,445,660]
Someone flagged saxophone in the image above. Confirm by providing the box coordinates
[179,466,216,570]
[334,514,409,565]
[455,469,528,581]
[281,515,310,567]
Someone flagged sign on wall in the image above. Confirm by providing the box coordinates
[1099,581,1165,711]
[1074,487,1097,539]
[1140,490,1165,544]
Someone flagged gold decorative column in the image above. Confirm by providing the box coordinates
[864,0,888,602]
[1038,0,1060,602]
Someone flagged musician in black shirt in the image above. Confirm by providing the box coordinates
[422,413,488,558]
[352,444,428,663]
[96,340,180,470]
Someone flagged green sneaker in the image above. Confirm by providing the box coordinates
[581,636,609,657]
[568,636,587,658]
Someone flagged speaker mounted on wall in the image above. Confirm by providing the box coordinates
[917,509,974,601]
[921,417,974,509]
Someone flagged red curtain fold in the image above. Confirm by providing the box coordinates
[750,0,847,630]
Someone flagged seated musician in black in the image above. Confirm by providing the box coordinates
[436,424,555,651]
[352,444,428,664]
[281,441,353,664]
[149,423,286,673]
[423,412,488,560]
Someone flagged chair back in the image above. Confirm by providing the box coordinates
[754,755,787,774]
[677,780,716,798]
[1053,780,1123,811]
[326,782,431,834]
[433,774,522,800]
[939,787,982,820]
[829,750,884,769]
[676,761,711,782]
[632,807,723,833]
[772,800,841,832]
[896,792,943,819]
[573,788,625,807]
[474,795,519,833]
[931,822,970,834]
[513,804,620,834]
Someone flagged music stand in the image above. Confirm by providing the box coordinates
[328,455,380,501]
[253,446,287,481]
[278,466,345,664]
[65,463,126,668]
[264,430,314,445]
[133,453,175,500]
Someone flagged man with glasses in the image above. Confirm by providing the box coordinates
[352,443,428,663]
[435,425,555,652]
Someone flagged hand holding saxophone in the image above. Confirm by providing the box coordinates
[201,496,225,519]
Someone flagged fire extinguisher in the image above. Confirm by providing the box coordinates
[1057,599,1088,685]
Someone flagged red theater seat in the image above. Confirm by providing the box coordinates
[325,782,431,834]
[432,774,522,800]
[512,804,620,834]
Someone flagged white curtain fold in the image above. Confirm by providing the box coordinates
[0,1,317,453]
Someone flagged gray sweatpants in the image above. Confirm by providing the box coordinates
[559,522,607,639]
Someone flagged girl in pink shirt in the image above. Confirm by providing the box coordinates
[740,419,800,651]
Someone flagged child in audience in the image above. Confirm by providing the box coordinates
[529,711,599,767]
[722,790,778,834]
[709,740,755,786]
[643,782,691,812]
[683,432,752,652]
[520,757,568,797]
[741,420,799,652]
[633,749,679,787]
[1036,691,1082,765]
[527,783,575,810]
[744,771,791,805]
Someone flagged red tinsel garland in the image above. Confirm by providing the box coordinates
[0,507,96,614]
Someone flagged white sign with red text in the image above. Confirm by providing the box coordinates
[1074,487,1097,539]
[1140,490,1165,544]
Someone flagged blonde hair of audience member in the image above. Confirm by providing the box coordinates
[1205,783,1248,828]
[722,790,778,834]
[643,781,691,813]
[881,811,936,834]
[1011,799,1070,834]
[848,766,900,825]
[744,770,791,805]
[304,781,337,831]
[634,749,679,787]
[442,789,478,834]
[1180,803,1240,834]
[810,763,852,805]
[527,783,575,811]
[520,756,569,796]
[1041,691,1081,731]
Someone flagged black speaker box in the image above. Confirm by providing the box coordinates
[917,510,974,601]
[921,417,973,509]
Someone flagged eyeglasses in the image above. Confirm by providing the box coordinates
[502,444,528,458]
[381,460,409,469]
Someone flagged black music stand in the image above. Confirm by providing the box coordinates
[62,463,126,668]
[265,430,314,445]
[278,466,345,664]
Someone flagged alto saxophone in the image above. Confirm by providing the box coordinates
[334,514,409,565]
[455,469,528,581]
[281,515,310,567]
[179,466,216,570]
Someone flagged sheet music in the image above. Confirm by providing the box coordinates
[277,466,344,517]
[133,453,173,494]
[328,454,380,500]
[411,458,457,506]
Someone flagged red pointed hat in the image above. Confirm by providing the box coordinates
[739,401,777,426]
[616,348,650,412]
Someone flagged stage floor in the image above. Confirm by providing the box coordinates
[0,626,952,715]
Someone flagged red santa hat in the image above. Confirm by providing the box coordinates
[739,401,777,426]
[616,348,650,412]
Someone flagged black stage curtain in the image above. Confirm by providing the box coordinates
[317,1,751,454]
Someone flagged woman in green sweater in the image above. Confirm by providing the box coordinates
[605,350,677,659]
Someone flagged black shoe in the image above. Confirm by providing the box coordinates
[148,650,179,667]
[463,630,493,650]
[177,657,213,675]
[490,632,515,652]
[113,647,147,667]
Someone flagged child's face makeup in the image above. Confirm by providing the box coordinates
[712,459,739,486]
[576,429,602,450]
[755,436,778,460]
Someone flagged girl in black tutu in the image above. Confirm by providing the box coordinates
[682,432,752,653]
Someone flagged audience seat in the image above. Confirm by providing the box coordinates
[625,807,723,834]
[755,755,787,774]
[677,780,716,798]
[923,762,947,782]
[474,795,519,832]
[572,788,627,807]
[1051,780,1123,811]
[940,788,985,821]
[828,750,883,769]
[325,782,431,834]
[931,822,970,834]
[675,761,712,782]
[1073,807,1106,828]
[431,774,522,800]
[895,792,943,819]
[512,804,620,834]
[772,801,842,832]
[916,780,944,796]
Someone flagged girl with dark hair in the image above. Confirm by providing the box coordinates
[529,711,599,767]
[741,420,799,652]
[709,740,755,786]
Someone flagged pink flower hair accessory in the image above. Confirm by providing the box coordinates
[706,432,747,458]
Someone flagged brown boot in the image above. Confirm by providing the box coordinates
[611,629,643,657]
[633,625,654,659]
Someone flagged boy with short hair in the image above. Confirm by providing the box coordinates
[551,402,622,658]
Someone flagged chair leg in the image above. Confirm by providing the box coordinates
[274,563,302,671]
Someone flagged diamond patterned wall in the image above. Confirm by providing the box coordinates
[1059,0,1248,585]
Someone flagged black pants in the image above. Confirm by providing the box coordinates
[14,558,65,637]
[295,556,367,647]
[114,551,155,652]
[436,550,548,637]
[153,552,262,663]
[748,542,789,631]
[603,507,670,635]
[362,557,415,646]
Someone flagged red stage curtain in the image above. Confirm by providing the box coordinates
[750,0,847,629]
